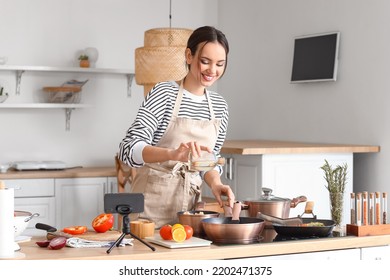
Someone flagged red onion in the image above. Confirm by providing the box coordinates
[48,236,67,250]
[35,240,50,247]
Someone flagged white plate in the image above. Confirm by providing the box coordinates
[145,234,212,249]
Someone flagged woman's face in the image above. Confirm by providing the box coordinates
[186,41,227,88]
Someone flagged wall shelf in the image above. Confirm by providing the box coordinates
[0,65,135,97]
[0,65,135,130]
[0,103,92,131]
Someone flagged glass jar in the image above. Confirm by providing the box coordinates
[188,151,225,172]
[329,191,344,227]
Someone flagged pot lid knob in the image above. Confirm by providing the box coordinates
[261,187,274,200]
[262,188,272,196]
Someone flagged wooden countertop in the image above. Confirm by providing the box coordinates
[13,231,390,260]
[0,166,116,180]
[221,140,380,155]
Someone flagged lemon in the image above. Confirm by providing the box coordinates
[172,228,186,242]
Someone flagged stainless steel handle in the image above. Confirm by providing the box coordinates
[224,157,234,181]
[110,181,114,193]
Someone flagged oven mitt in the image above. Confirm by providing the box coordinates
[66,237,133,248]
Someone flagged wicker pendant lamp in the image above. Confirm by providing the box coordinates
[135,1,193,96]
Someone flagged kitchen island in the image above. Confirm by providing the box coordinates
[13,230,390,260]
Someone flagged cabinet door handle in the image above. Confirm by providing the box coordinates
[225,157,234,181]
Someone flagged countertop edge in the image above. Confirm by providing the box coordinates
[0,166,116,180]
[15,233,390,260]
[221,140,380,155]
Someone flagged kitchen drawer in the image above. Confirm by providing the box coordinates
[361,245,390,260]
[3,179,55,197]
[15,197,56,236]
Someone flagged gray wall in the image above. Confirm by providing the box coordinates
[218,0,389,194]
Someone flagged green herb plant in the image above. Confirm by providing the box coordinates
[321,159,348,226]
[78,54,89,60]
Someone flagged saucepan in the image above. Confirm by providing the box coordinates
[177,210,220,237]
[177,201,220,237]
[201,201,265,244]
[243,187,307,219]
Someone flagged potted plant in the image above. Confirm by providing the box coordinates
[78,54,90,68]
[321,159,348,228]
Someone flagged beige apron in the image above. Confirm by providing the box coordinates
[130,82,221,228]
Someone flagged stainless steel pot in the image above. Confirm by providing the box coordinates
[243,188,307,218]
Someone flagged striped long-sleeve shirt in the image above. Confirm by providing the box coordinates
[118,81,229,169]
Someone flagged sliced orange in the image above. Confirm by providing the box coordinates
[171,223,184,232]
[172,228,186,242]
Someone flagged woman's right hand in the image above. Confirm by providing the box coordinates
[173,142,212,162]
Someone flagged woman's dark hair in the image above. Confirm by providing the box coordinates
[186,26,229,76]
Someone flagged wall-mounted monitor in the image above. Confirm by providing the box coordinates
[290,31,340,83]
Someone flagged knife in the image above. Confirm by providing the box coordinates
[35,222,73,239]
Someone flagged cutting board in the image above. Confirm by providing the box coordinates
[48,230,123,241]
[145,233,212,249]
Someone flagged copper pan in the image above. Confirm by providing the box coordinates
[201,202,265,244]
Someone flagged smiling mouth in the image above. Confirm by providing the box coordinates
[202,73,215,82]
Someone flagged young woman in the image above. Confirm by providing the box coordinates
[118,26,235,227]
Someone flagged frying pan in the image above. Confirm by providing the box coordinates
[272,218,335,238]
[201,202,265,244]
[201,217,265,244]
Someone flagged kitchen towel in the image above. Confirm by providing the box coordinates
[0,182,15,258]
[66,237,133,248]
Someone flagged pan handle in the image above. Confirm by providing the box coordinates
[290,195,307,208]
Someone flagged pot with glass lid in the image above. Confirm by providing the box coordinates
[243,187,307,219]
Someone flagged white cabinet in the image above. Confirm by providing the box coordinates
[211,153,353,220]
[361,245,390,260]
[4,179,56,236]
[201,154,263,200]
[251,248,360,260]
[55,177,117,229]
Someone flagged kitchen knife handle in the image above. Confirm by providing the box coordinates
[35,222,57,232]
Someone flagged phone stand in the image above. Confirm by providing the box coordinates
[106,204,156,254]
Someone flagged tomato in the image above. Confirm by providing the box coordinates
[159,224,173,240]
[63,226,88,235]
[92,213,114,233]
[183,225,193,240]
